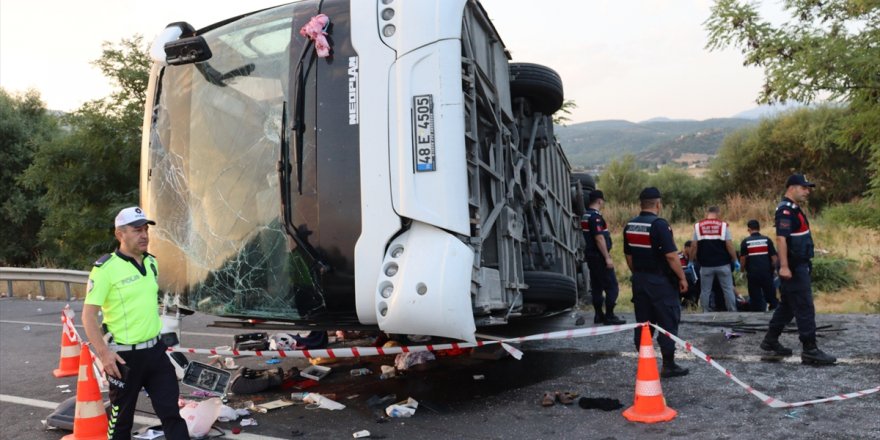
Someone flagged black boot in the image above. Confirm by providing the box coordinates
[801,340,836,365]
[660,352,689,378]
[760,329,793,356]
[604,307,626,325]
[593,304,605,324]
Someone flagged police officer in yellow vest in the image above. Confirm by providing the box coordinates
[82,207,189,440]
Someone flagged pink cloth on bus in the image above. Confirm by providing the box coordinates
[300,14,331,58]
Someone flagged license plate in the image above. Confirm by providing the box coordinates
[412,95,436,172]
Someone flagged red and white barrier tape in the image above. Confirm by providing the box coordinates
[60,305,107,389]
[649,323,880,408]
[168,323,643,362]
[61,305,79,343]
[122,313,876,408]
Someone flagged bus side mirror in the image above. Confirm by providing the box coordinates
[165,36,213,65]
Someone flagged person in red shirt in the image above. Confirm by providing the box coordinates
[693,206,738,312]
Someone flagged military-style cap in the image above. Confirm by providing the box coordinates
[588,190,605,203]
[639,187,661,200]
[785,174,816,188]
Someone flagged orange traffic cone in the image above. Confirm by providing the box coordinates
[61,343,108,440]
[53,309,81,377]
[622,324,677,423]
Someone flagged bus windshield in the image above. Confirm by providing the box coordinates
[145,4,326,321]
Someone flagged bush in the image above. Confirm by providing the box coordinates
[820,199,880,230]
[810,256,856,293]
[599,155,647,204]
[646,167,716,223]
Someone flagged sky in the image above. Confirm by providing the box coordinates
[0,0,781,123]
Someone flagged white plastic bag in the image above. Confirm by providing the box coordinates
[179,397,222,437]
[216,403,240,422]
[385,397,419,417]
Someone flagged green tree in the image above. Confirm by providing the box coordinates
[647,167,716,222]
[22,36,150,268]
[599,155,648,203]
[710,106,870,208]
[705,0,880,196]
[553,99,578,126]
[0,89,59,265]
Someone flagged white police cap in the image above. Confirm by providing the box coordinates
[115,206,156,227]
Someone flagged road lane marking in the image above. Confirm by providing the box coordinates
[0,394,289,440]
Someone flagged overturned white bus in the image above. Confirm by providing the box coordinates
[141,0,590,342]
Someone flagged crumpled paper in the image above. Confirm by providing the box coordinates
[303,393,345,410]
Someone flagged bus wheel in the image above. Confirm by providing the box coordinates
[509,63,564,115]
[522,270,577,311]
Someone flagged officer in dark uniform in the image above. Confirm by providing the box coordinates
[582,190,626,325]
[759,175,836,365]
[623,187,689,378]
[739,219,779,312]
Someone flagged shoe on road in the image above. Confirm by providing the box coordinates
[604,315,626,325]
[760,340,793,356]
[660,363,689,378]
[802,348,837,365]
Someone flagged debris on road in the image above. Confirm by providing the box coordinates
[386,397,418,417]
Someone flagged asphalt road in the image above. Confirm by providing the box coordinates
[1,299,878,440]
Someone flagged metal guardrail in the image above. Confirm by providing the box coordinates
[0,267,89,300]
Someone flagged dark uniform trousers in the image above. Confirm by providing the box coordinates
[767,264,816,344]
[108,341,189,440]
[747,271,778,312]
[586,256,620,311]
[631,272,681,356]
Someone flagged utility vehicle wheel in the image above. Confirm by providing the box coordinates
[523,270,577,311]
[509,63,564,115]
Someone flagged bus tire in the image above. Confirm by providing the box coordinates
[509,63,564,115]
[523,270,577,311]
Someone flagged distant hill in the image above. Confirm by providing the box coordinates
[556,118,756,168]
[732,102,805,120]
